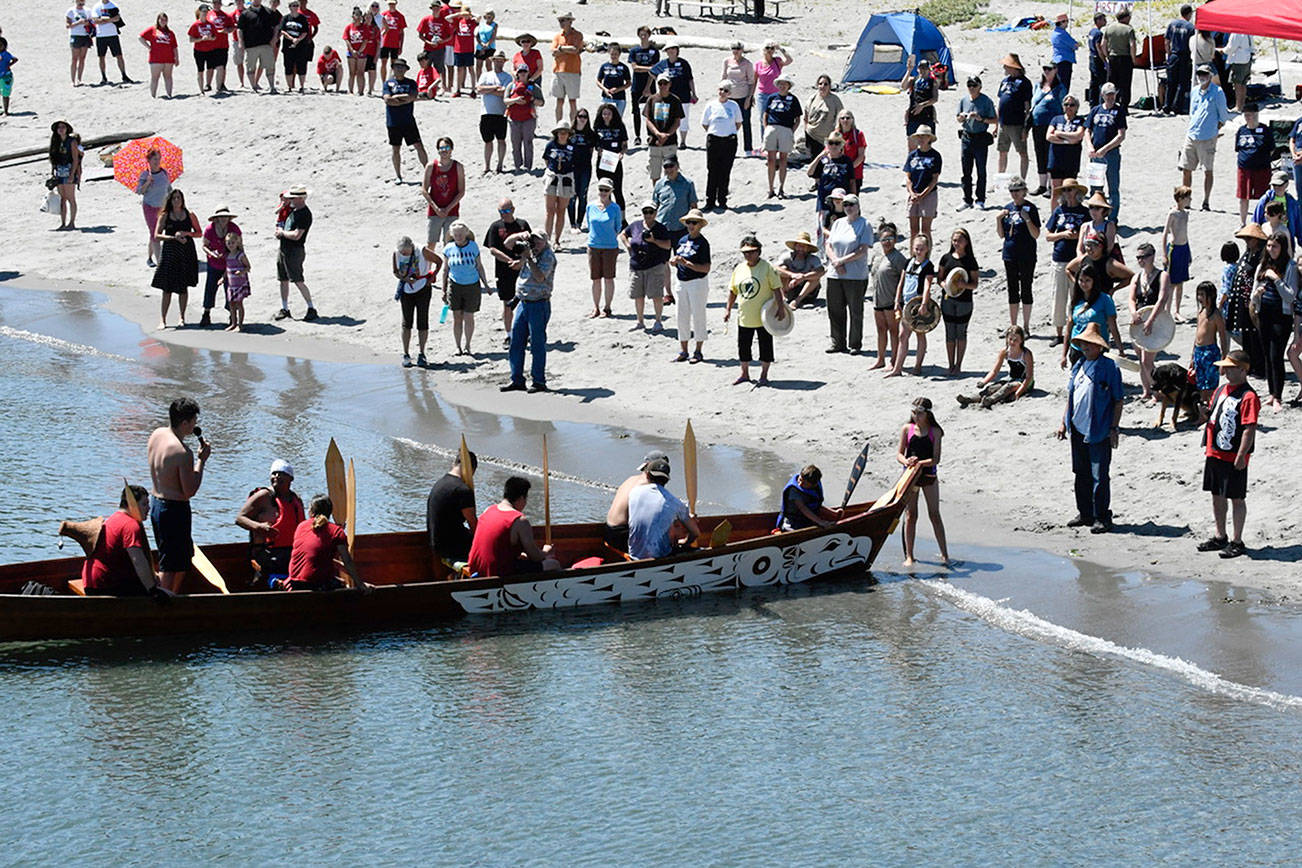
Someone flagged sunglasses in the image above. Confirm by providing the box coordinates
[438,146,452,152]
[1137,252,1154,259]
[499,207,513,212]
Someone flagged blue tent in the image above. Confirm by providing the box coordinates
[841,11,955,86]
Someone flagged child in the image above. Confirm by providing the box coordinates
[316,45,342,92]
[1218,239,1238,327]
[0,37,16,116]
[1191,280,1229,403]
[895,396,949,568]
[275,191,291,230]
[957,325,1035,408]
[1262,200,1292,251]
[1161,185,1192,321]
[415,49,441,99]
[887,233,935,378]
[223,231,250,331]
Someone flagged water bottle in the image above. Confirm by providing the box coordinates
[439,304,450,324]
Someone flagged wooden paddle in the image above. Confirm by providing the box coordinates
[709,519,732,548]
[121,477,144,523]
[840,442,872,510]
[459,434,474,491]
[325,438,349,529]
[346,458,357,555]
[191,544,230,595]
[542,434,552,546]
[683,419,698,516]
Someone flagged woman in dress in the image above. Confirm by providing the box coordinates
[135,148,171,267]
[567,108,595,232]
[48,119,82,230]
[721,41,755,154]
[139,12,180,98]
[592,101,629,210]
[938,227,980,375]
[586,179,623,318]
[895,397,950,568]
[392,234,443,367]
[151,189,202,328]
[223,231,251,331]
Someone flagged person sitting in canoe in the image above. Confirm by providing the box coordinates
[468,476,560,577]
[78,485,169,597]
[282,494,362,591]
[627,457,701,559]
[603,450,668,552]
[426,451,478,571]
[236,458,305,588]
[776,465,842,531]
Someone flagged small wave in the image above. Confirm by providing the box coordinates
[0,325,136,365]
[392,437,618,491]
[922,580,1302,712]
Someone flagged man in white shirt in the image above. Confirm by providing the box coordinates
[700,79,743,211]
[1225,32,1253,112]
[92,0,134,84]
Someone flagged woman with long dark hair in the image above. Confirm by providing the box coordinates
[48,119,82,230]
[939,227,979,375]
[896,396,949,567]
[1253,229,1298,409]
[1226,222,1267,376]
[151,189,202,328]
[567,108,594,231]
[592,101,629,210]
[1062,252,1126,368]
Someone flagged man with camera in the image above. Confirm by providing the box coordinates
[498,230,555,394]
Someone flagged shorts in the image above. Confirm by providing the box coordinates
[1049,155,1081,180]
[388,121,422,146]
[96,34,122,57]
[908,189,938,218]
[474,48,495,61]
[495,269,519,302]
[629,267,666,299]
[1237,166,1270,200]
[1192,342,1222,390]
[71,35,93,49]
[195,48,228,70]
[453,51,474,67]
[551,71,581,101]
[1178,136,1216,172]
[737,324,774,362]
[1229,61,1252,87]
[233,42,245,65]
[244,43,274,74]
[997,124,1027,154]
[602,522,629,552]
[588,247,618,280]
[1167,242,1192,284]
[380,45,400,60]
[149,497,193,572]
[479,113,508,142]
[53,163,74,183]
[365,54,376,72]
[0,73,11,99]
[277,245,306,282]
[283,47,310,76]
[905,111,936,137]
[544,170,575,198]
[427,214,455,244]
[1203,455,1248,500]
[763,124,795,154]
[447,279,482,312]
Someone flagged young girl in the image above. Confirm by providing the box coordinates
[0,37,17,117]
[957,325,1035,408]
[887,234,935,377]
[223,231,251,331]
[1161,185,1191,320]
[1190,280,1229,403]
[283,494,361,591]
[1218,239,1238,328]
[895,397,950,567]
[1126,241,1172,402]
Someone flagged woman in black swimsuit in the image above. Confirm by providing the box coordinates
[1126,241,1173,402]
[895,396,950,568]
[151,188,202,328]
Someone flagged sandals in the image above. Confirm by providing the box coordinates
[690,350,703,364]
[1219,540,1247,559]
[673,351,689,362]
[1196,535,1227,552]
[731,375,751,385]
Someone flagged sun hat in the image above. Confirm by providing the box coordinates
[514,32,536,44]
[902,297,941,334]
[491,49,506,59]
[785,230,817,251]
[664,40,680,50]
[392,56,410,69]
[911,125,937,142]
[656,72,671,84]
[1085,191,1112,210]
[1055,12,1068,23]
[638,450,669,471]
[1235,222,1268,241]
[596,177,614,191]
[208,206,239,221]
[739,236,762,252]
[1070,321,1110,350]
[1214,349,1251,369]
[681,207,708,226]
[1001,53,1024,71]
[557,11,573,20]
[552,121,572,135]
[287,184,310,197]
[1129,306,1176,352]
[763,302,796,338]
[717,80,733,91]
[841,193,860,206]
[775,72,794,86]
[1196,63,1212,75]
[645,457,671,481]
[50,119,71,133]
[269,459,295,479]
[1058,177,1087,195]
[730,40,744,50]
[828,187,847,201]
[943,267,969,298]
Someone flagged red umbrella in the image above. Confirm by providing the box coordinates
[112,136,184,191]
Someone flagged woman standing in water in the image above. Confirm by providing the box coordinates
[896,397,949,568]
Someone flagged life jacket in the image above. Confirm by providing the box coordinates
[249,486,306,548]
[775,473,824,530]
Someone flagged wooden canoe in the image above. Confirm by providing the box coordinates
[0,468,918,642]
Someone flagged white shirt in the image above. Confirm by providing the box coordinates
[67,6,94,36]
[92,1,120,36]
[700,98,742,137]
[1226,33,1252,65]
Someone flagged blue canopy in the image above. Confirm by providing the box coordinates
[841,11,955,86]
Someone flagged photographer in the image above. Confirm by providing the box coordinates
[499,231,555,394]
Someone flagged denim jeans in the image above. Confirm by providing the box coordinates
[756,91,773,132]
[569,159,592,228]
[960,135,989,205]
[1089,151,1122,220]
[1070,426,1112,523]
[509,298,550,385]
[1165,53,1191,114]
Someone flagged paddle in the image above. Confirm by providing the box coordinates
[840,442,871,510]
[683,419,698,517]
[325,438,349,530]
[542,434,552,546]
[709,519,732,548]
[121,477,144,523]
[191,544,230,595]
[346,458,357,556]
[459,434,474,491]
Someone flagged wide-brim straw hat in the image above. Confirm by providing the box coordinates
[1129,306,1176,352]
[739,239,762,252]
[943,267,969,298]
[1058,177,1087,195]
[208,206,238,221]
[1084,191,1112,211]
[286,185,310,197]
[911,125,937,142]
[1070,321,1110,350]
[763,302,795,337]
[902,297,941,334]
[785,231,817,251]
[1235,222,1268,241]
[681,208,708,226]
[1001,53,1024,71]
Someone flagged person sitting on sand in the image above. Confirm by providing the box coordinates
[80,485,166,596]
[776,231,825,308]
[237,459,304,587]
[896,397,949,567]
[776,465,842,531]
[468,476,559,576]
[957,325,1035,408]
[627,457,700,560]
[283,494,362,591]
[604,451,667,551]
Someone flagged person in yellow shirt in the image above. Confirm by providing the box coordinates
[550,12,582,123]
[724,235,787,386]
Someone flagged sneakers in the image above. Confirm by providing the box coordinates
[527,381,549,393]
[1220,540,1247,558]
[975,200,986,209]
[955,202,971,212]
[402,353,413,368]
[499,380,527,392]
[303,307,319,321]
[1196,535,1227,552]
[274,308,292,320]
[1066,515,1091,528]
[1089,518,1112,534]
[417,352,428,367]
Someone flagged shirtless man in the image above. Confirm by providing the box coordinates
[146,397,211,592]
[236,458,304,587]
[603,450,666,552]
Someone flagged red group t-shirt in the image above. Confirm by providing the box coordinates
[343,21,378,56]
[81,510,148,594]
[417,65,441,95]
[317,50,341,75]
[1205,382,1260,464]
[452,15,476,53]
[416,13,448,51]
[302,7,320,37]
[141,26,179,64]
[188,18,218,51]
[287,520,347,587]
[505,79,536,122]
[380,9,406,50]
[206,9,233,49]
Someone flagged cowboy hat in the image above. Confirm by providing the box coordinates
[911,125,937,142]
[1084,191,1112,211]
[681,207,708,226]
[1070,321,1110,350]
[785,230,817,251]
[1234,222,1268,241]
[943,267,969,298]
[556,10,574,20]
[902,296,941,334]
[1001,53,1024,71]
[763,301,795,337]
[1128,305,1176,352]
[208,206,239,221]
[1058,177,1087,195]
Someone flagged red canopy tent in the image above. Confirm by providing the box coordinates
[1195,0,1302,41]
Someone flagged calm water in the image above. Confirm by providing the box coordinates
[2,285,1300,864]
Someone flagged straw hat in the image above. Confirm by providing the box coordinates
[911,125,937,142]
[1001,53,1024,71]
[1058,177,1087,196]
[763,302,795,337]
[1128,306,1176,352]
[286,184,310,197]
[681,208,708,226]
[208,206,239,221]
[785,230,817,251]
[902,297,941,334]
[1070,321,1110,350]
[943,267,969,298]
[1085,191,1112,211]
[1235,222,1268,241]
[50,119,71,133]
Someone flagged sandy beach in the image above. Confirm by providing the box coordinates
[2,0,1299,595]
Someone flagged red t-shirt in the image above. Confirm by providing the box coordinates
[425,159,461,216]
[287,520,347,587]
[189,19,218,51]
[416,14,441,50]
[317,50,341,75]
[380,9,406,49]
[141,26,179,64]
[342,23,366,54]
[452,15,476,53]
[1205,382,1260,464]
[468,504,526,577]
[505,79,536,122]
[206,9,233,49]
[82,510,149,594]
[417,65,441,95]
[841,127,868,180]
[303,7,320,37]
[513,48,542,80]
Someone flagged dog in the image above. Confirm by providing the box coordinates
[1151,362,1202,431]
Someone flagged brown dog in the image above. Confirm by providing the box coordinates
[1152,362,1202,431]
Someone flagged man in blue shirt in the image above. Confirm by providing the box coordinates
[957,75,997,210]
[1086,11,1107,105]
[1057,322,1124,533]
[996,53,1032,180]
[1180,64,1229,210]
[1164,5,1195,115]
[1085,82,1126,219]
[1235,103,1275,225]
[1050,13,1079,92]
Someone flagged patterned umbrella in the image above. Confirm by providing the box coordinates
[112,136,184,191]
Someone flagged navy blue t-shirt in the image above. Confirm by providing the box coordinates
[625,220,671,271]
[597,61,632,99]
[1000,199,1040,261]
[652,57,693,103]
[674,233,710,282]
[628,45,660,90]
[997,75,1033,126]
[570,127,595,168]
[812,154,854,210]
[543,140,574,174]
[1048,114,1086,169]
[903,147,943,193]
[764,92,801,128]
[1235,123,1275,171]
[1046,203,1089,263]
[383,77,418,126]
[1086,103,1127,150]
[594,122,628,154]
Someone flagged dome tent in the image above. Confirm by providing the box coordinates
[841,11,955,86]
